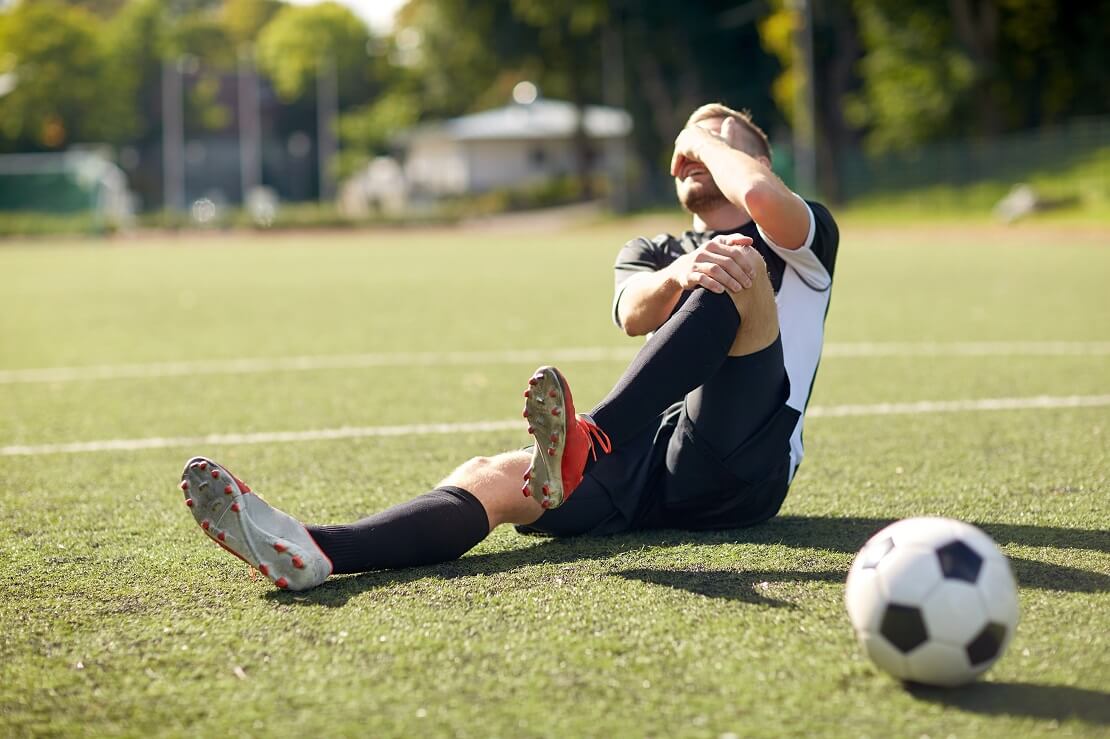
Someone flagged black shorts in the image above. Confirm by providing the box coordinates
[519,338,800,537]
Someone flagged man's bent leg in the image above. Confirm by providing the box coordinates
[685,247,786,457]
[589,287,740,446]
[726,246,779,357]
[659,255,796,527]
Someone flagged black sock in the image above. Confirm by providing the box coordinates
[306,486,489,574]
[591,288,739,446]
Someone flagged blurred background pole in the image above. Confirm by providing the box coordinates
[602,10,628,213]
[238,46,262,204]
[316,56,338,203]
[161,57,185,212]
[789,0,818,198]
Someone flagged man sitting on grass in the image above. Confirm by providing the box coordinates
[178,103,840,590]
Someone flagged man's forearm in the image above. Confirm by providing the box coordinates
[616,269,684,336]
[697,140,775,215]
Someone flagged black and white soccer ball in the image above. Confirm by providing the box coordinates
[845,517,1019,687]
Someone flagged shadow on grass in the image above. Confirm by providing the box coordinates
[908,681,1110,726]
[614,568,843,608]
[265,515,1109,607]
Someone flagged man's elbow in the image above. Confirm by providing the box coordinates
[741,176,777,220]
[619,312,651,337]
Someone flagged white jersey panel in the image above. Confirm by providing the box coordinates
[776,266,832,480]
[766,200,834,480]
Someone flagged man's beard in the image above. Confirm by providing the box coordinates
[677,178,729,214]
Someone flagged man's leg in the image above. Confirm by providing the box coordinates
[523,246,780,509]
[657,250,796,527]
[181,451,548,589]
[306,451,544,574]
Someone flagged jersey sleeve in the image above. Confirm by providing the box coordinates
[755,196,840,291]
[612,235,667,328]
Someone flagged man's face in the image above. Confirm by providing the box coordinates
[675,117,729,214]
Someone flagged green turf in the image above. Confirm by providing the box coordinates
[1,220,1108,737]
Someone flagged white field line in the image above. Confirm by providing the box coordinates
[3,394,1107,457]
[0,341,1108,385]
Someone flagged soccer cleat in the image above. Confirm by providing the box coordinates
[178,456,332,591]
[521,366,611,509]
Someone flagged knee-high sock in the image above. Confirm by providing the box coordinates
[590,288,739,447]
[306,486,489,574]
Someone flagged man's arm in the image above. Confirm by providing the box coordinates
[671,121,811,250]
[616,236,757,337]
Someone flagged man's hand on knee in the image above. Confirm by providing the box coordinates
[666,235,757,295]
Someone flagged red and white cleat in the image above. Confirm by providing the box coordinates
[520,366,611,509]
[179,456,332,591]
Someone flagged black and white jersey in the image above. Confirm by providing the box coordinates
[612,197,840,480]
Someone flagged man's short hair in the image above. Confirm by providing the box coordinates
[686,103,772,162]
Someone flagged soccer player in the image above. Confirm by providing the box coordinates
[179,103,839,591]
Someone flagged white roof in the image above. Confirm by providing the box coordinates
[409,99,632,143]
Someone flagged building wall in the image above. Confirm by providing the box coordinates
[404,138,469,195]
[406,135,627,196]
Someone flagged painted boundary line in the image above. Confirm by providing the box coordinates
[3,394,1107,457]
[1,341,1109,385]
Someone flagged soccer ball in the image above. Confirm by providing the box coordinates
[845,517,1019,687]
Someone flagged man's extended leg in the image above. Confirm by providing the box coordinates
[180,451,549,589]
[307,451,543,574]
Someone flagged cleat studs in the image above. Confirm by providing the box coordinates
[523,390,530,398]
[198,462,207,471]
[523,470,531,480]
[223,485,233,495]
[551,407,561,416]
[528,377,539,386]
[230,502,241,513]
[291,556,304,569]
[521,483,531,497]
[549,390,557,398]
[542,484,550,495]
[259,563,269,576]
[210,469,220,479]
[547,447,556,455]
[550,434,558,443]
[527,426,534,434]
[217,531,226,542]
[273,542,287,553]
[201,520,210,531]
[523,409,530,418]
[179,480,189,491]
[541,499,551,509]
[274,577,288,589]
[185,498,194,507]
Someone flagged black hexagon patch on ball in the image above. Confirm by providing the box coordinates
[936,540,983,582]
[966,622,1007,665]
[880,604,928,653]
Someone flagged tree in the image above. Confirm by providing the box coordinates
[255,2,373,104]
[0,1,135,150]
[221,0,281,45]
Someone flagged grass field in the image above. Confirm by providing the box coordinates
[1,216,1108,737]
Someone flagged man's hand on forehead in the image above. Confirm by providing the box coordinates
[670,121,736,178]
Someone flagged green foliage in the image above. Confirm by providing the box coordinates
[221,0,281,44]
[0,1,134,148]
[255,1,372,103]
[846,1,976,152]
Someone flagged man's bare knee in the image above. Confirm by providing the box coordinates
[729,248,779,356]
